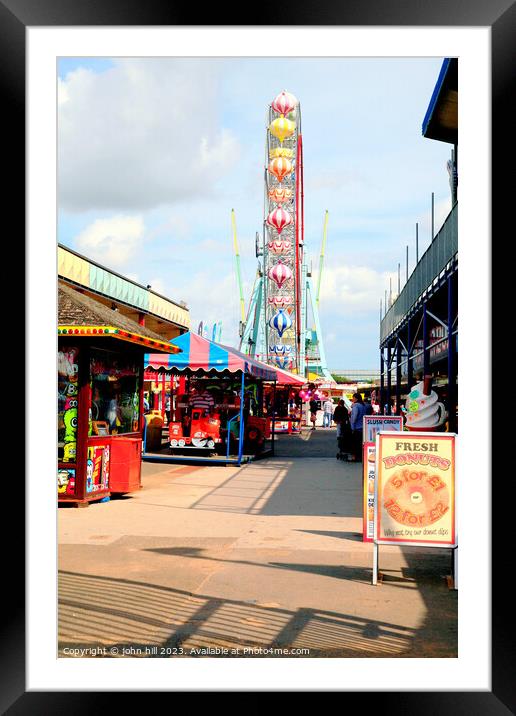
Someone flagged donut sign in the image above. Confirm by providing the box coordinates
[363,442,377,543]
[375,432,456,547]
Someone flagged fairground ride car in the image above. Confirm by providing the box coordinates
[169,409,222,451]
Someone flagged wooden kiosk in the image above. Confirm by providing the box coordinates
[58,284,181,506]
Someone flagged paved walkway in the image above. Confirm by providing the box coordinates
[58,427,457,658]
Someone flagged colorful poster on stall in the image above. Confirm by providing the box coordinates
[58,468,76,496]
[362,442,376,542]
[375,432,456,547]
[363,415,403,444]
[58,347,79,463]
[86,445,110,493]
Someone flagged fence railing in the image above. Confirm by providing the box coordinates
[380,203,458,344]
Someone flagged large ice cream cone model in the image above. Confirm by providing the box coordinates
[403,375,448,431]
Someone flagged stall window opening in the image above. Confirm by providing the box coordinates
[90,349,141,435]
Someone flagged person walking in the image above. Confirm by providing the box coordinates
[349,392,367,462]
[333,399,352,460]
[322,395,334,428]
[309,397,318,430]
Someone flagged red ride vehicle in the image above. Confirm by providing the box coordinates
[169,409,222,451]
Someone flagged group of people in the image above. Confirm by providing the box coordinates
[336,393,373,462]
[307,392,372,462]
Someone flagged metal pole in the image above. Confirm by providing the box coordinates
[387,342,392,415]
[231,209,246,324]
[406,245,409,283]
[423,302,430,376]
[380,349,385,415]
[397,263,400,295]
[448,274,457,432]
[396,338,402,415]
[316,210,329,308]
[389,278,392,307]
[237,371,245,464]
[407,317,413,390]
[385,290,387,314]
[271,381,276,456]
[454,144,458,203]
[416,223,419,263]
[372,542,379,585]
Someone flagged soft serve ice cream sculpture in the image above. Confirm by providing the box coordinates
[404,375,447,431]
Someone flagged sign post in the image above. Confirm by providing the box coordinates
[373,431,457,587]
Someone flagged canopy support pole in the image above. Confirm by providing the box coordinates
[271,381,276,456]
[237,372,245,464]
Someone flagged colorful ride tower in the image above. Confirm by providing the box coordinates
[238,90,332,380]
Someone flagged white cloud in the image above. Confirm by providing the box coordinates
[58,59,240,212]
[144,268,243,347]
[57,77,69,106]
[145,277,167,295]
[75,215,145,268]
[319,264,397,315]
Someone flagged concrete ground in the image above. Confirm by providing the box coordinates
[58,427,457,658]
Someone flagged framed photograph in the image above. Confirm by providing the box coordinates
[11,0,505,707]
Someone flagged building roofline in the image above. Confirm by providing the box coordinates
[422,58,452,136]
[58,243,189,312]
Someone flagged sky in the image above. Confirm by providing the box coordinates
[57,56,453,370]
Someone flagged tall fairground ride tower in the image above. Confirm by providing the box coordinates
[238,90,332,380]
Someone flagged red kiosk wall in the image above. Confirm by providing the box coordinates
[109,435,142,493]
[59,343,145,503]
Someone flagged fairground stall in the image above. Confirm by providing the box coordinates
[143,332,277,465]
[58,284,181,507]
[262,367,305,434]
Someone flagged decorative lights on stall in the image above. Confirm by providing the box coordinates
[57,326,177,352]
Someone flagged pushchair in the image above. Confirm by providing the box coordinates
[336,424,353,461]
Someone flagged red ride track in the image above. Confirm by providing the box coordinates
[295,134,304,365]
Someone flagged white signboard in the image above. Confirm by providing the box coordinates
[363,415,403,443]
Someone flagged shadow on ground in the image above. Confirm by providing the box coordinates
[59,564,457,658]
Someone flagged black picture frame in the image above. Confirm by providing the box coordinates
[5,0,507,709]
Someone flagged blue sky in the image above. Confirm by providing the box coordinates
[57,56,453,369]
